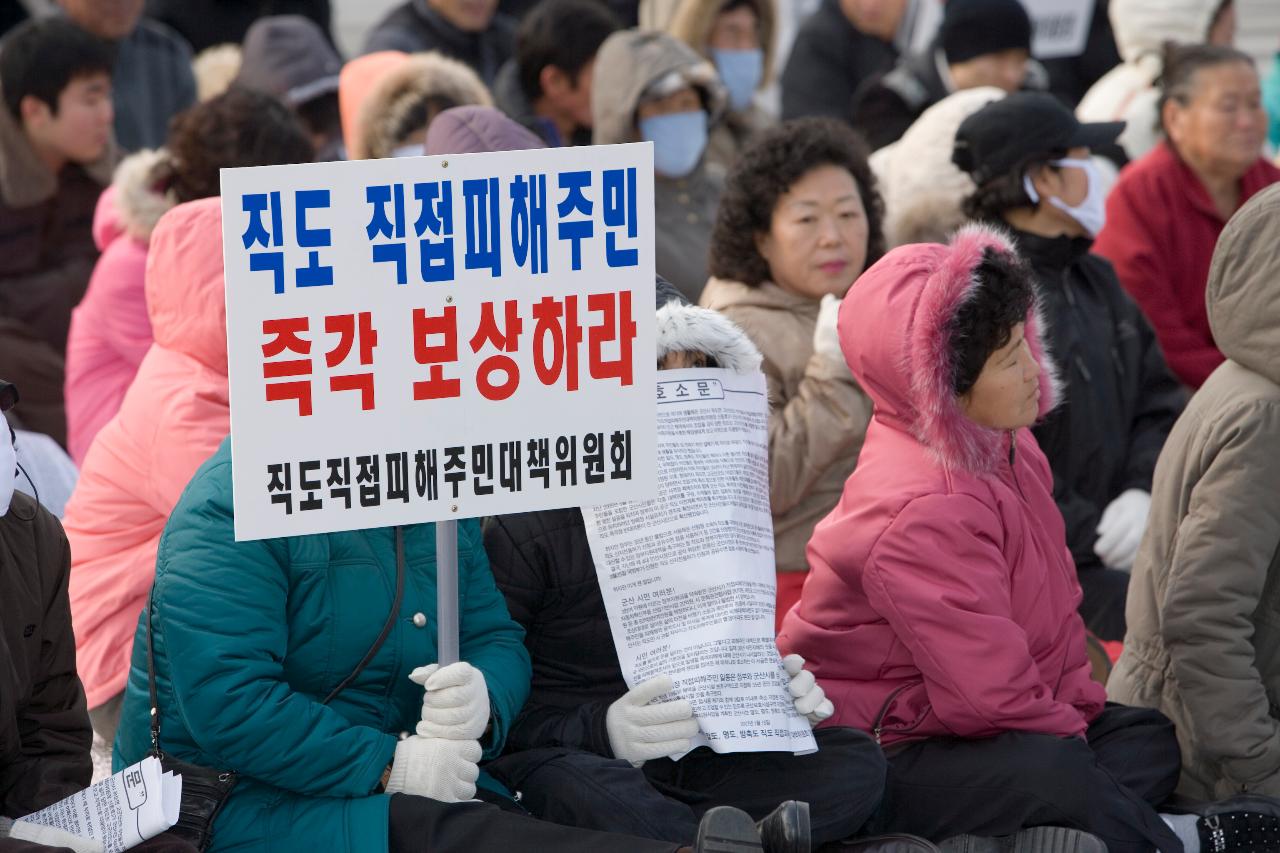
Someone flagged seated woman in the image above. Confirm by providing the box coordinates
[777,225,1275,853]
[1110,185,1280,803]
[112,431,767,853]
[1093,43,1280,389]
[952,91,1185,641]
[700,117,880,625]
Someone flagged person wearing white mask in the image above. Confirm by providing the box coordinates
[953,92,1186,642]
[592,30,726,301]
[667,0,775,174]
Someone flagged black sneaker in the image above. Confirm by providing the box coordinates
[939,826,1107,853]
[757,801,811,853]
[696,806,766,853]
[1198,797,1280,853]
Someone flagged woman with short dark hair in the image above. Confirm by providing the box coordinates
[700,117,883,625]
[778,224,1276,852]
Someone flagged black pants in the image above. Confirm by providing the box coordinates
[1078,565,1130,641]
[486,726,886,845]
[389,792,681,852]
[871,705,1182,853]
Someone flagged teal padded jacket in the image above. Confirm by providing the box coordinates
[112,439,531,852]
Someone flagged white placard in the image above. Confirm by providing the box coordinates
[1022,0,1093,60]
[222,144,658,540]
[583,368,818,756]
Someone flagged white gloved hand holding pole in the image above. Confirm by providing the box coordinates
[4,818,103,853]
[782,654,835,726]
[606,674,701,766]
[1094,488,1151,572]
[385,736,481,802]
[812,294,844,366]
[409,661,490,741]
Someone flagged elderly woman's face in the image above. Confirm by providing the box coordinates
[959,323,1041,431]
[755,164,868,301]
[1166,61,1266,180]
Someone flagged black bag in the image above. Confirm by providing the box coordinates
[145,526,407,850]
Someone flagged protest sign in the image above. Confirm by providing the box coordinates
[583,368,818,756]
[221,144,658,541]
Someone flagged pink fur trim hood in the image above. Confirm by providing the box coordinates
[839,223,1060,474]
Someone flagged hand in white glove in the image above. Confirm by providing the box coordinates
[606,674,701,766]
[1094,488,1151,571]
[385,735,482,802]
[7,820,103,853]
[782,654,835,726]
[409,661,490,741]
[812,294,844,365]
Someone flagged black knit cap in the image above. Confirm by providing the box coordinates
[940,0,1032,65]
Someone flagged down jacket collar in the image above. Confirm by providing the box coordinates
[93,148,176,248]
[839,223,1059,474]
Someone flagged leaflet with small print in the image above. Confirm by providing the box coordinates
[19,756,180,852]
[583,368,818,756]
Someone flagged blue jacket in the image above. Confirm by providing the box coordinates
[113,439,531,852]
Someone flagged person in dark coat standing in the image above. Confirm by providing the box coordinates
[953,92,1185,641]
[364,0,516,88]
[779,0,903,122]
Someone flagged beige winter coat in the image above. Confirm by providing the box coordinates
[1108,183,1280,800]
[700,277,871,573]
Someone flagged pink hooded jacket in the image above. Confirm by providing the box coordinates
[777,225,1105,746]
[65,198,229,709]
[65,150,177,464]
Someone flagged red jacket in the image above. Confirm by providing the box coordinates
[777,225,1105,746]
[1093,142,1280,388]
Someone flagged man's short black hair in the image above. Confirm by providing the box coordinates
[0,17,114,120]
[516,0,619,103]
[948,247,1035,396]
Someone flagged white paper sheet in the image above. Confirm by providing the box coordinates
[583,368,818,756]
[20,756,181,852]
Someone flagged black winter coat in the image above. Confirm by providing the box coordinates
[1014,229,1185,574]
[483,508,625,757]
[363,0,516,87]
[0,493,90,820]
[779,0,896,122]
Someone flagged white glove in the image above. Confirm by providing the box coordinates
[409,661,490,741]
[8,820,103,853]
[812,294,843,364]
[1094,488,1151,571]
[782,654,835,726]
[385,735,481,802]
[606,674,701,766]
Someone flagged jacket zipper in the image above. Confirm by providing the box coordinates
[872,682,926,745]
[1007,433,1026,501]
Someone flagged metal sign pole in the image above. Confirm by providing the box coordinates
[436,518,460,666]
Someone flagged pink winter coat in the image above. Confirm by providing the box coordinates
[65,150,176,464]
[777,225,1105,746]
[66,197,229,709]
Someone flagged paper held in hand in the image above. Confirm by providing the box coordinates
[583,368,818,756]
[19,756,180,852]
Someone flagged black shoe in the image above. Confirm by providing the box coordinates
[818,832,940,852]
[1198,796,1280,853]
[939,827,1107,853]
[696,806,766,853]
[757,801,812,853]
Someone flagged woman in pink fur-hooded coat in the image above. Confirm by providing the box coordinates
[777,225,1195,853]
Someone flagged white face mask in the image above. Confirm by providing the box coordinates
[1022,157,1106,237]
[0,425,15,517]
